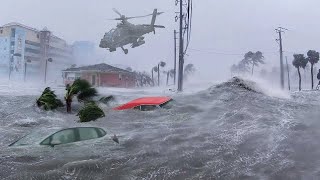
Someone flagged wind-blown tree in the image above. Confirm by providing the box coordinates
[184,63,196,80]
[77,102,105,122]
[153,61,166,86]
[65,79,98,113]
[243,51,265,75]
[152,66,157,86]
[252,51,265,75]
[306,50,320,89]
[166,69,175,85]
[37,87,63,111]
[292,54,309,91]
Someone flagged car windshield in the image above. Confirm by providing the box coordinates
[159,99,174,109]
[9,129,57,146]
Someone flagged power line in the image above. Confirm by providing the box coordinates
[189,48,279,56]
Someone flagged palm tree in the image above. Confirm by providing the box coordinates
[184,64,196,80]
[306,50,320,89]
[37,87,63,111]
[293,54,308,91]
[154,61,166,86]
[243,51,265,75]
[251,51,265,75]
[166,69,175,85]
[152,66,157,86]
[65,79,98,113]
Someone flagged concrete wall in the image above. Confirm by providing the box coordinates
[100,73,135,88]
[63,71,136,88]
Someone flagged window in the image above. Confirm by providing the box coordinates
[0,29,3,34]
[119,74,122,80]
[140,105,157,111]
[159,99,174,109]
[79,128,99,141]
[11,28,15,37]
[41,129,76,146]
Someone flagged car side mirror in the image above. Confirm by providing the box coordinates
[112,134,119,144]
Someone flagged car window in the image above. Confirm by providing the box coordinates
[160,99,174,109]
[133,106,141,110]
[47,129,76,145]
[140,105,157,111]
[78,128,99,141]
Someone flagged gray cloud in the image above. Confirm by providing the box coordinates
[1,0,320,81]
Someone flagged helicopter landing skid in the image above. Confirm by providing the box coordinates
[121,47,128,54]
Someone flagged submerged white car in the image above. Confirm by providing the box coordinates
[9,127,119,147]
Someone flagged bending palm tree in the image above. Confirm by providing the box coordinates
[65,79,98,113]
[307,50,320,89]
[37,87,63,111]
[293,54,308,91]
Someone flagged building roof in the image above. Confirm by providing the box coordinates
[113,97,172,110]
[63,63,134,74]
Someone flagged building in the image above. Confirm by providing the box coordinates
[72,41,95,65]
[0,22,73,81]
[62,63,136,88]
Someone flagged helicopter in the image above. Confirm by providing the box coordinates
[99,8,165,54]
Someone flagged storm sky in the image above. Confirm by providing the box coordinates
[2,0,320,81]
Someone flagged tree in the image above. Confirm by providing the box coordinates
[243,51,265,75]
[37,87,63,111]
[293,54,308,91]
[184,64,196,80]
[251,51,265,75]
[77,102,105,122]
[154,61,166,86]
[152,66,157,86]
[166,69,175,85]
[306,50,319,89]
[65,79,98,113]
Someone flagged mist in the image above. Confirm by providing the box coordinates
[1,0,320,84]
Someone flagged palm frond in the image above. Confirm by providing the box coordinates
[37,87,63,111]
[77,87,98,102]
[77,102,105,122]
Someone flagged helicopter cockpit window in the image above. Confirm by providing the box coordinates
[105,29,115,41]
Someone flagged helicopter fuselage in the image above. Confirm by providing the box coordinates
[99,8,164,54]
[99,22,153,51]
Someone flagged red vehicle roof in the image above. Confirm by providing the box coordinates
[113,96,172,110]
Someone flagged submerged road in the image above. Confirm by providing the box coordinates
[1,77,320,180]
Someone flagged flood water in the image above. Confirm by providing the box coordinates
[1,77,320,180]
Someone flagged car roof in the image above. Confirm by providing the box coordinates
[9,127,105,146]
[113,96,172,110]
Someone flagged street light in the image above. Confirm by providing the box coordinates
[44,58,53,84]
[24,59,32,82]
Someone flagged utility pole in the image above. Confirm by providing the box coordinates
[177,0,184,92]
[275,27,288,89]
[286,56,291,91]
[174,30,178,85]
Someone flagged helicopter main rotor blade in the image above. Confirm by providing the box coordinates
[125,12,164,20]
[112,8,122,17]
